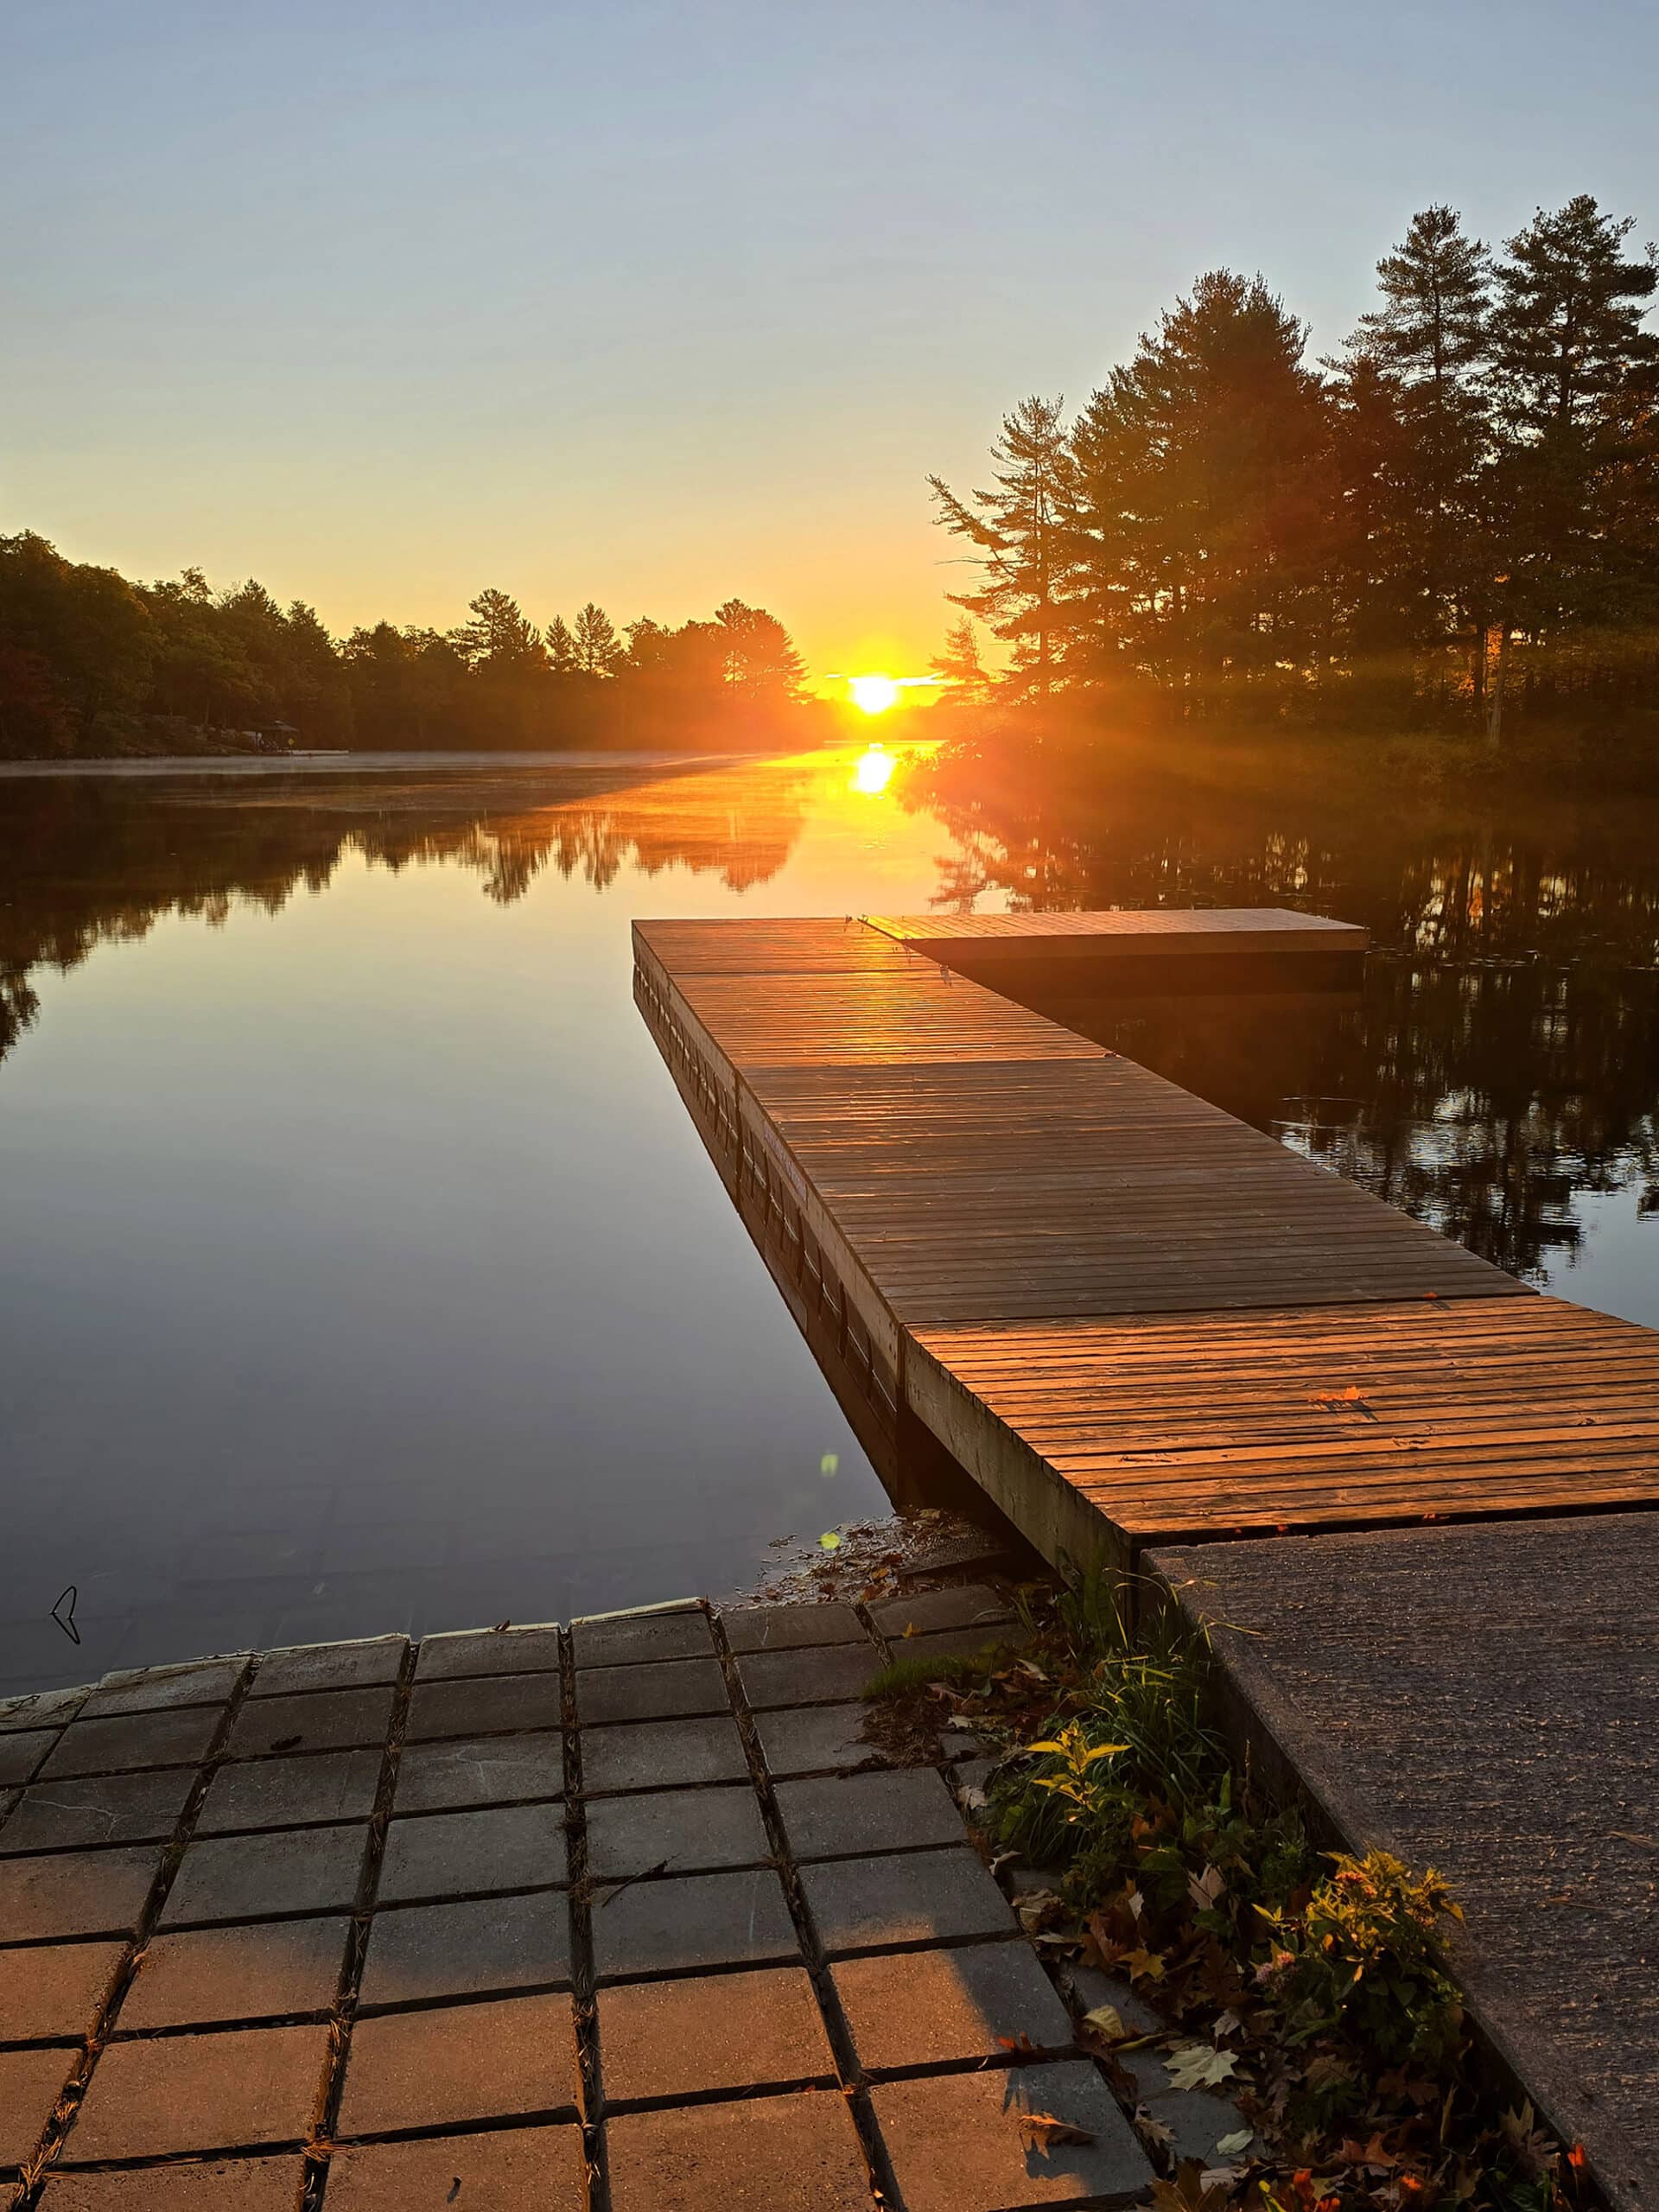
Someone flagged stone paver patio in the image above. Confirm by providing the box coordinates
[0,1588,1190,2209]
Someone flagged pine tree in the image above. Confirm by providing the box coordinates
[713,599,806,696]
[928,395,1080,697]
[545,614,581,676]
[572,602,624,677]
[931,615,992,702]
[454,588,543,670]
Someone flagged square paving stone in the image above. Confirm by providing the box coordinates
[581,1715,747,1794]
[0,1941,124,2044]
[324,2122,586,2209]
[0,2045,74,2166]
[39,2158,301,2208]
[41,1706,220,1778]
[0,1725,60,1796]
[900,1624,1033,1669]
[0,1688,85,1733]
[802,1848,1017,1955]
[585,1783,769,1878]
[404,1672,562,1742]
[359,1891,571,2006]
[337,1991,578,2134]
[721,1604,867,1652]
[1,1731,68,1788]
[82,1660,244,1718]
[392,1732,564,1814]
[735,1645,880,1709]
[757,1703,896,1779]
[776,1770,965,1860]
[835,1941,1076,2070]
[198,1747,383,1834]
[576,1657,729,1726]
[591,1866,798,1980]
[606,2088,870,2210]
[251,1637,406,1699]
[601,1966,833,2101]
[377,1802,566,1903]
[571,1609,714,1669]
[0,1845,160,1940]
[1139,2084,1256,2163]
[65,2022,331,2160]
[162,1823,369,1925]
[227,1687,394,1758]
[869,2060,1152,2211]
[121,1916,350,2029]
[417,1625,563,1679]
[0,1765,194,1853]
[870,1584,1014,1638]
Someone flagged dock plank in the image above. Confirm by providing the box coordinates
[866,905,1367,963]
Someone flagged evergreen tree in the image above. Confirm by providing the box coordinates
[713,599,806,696]
[454,588,544,670]
[572,601,625,677]
[931,614,992,702]
[545,614,581,676]
[929,395,1080,696]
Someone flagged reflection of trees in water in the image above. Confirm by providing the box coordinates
[919,769,1659,1281]
[0,764,809,1058]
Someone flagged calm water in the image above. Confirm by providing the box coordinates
[2,741,1656,1694]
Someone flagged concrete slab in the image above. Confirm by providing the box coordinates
[64,2022,331,2160]
[869,1585,1014,1638]
[391,1731,565,1813]
[323,2124,587,2209]
[0,1689,85,1733]
[416,1624,563,1679]
[404,1671,563,1741]
[605,2088,873,2210]
[1154,1515,1659,2212]
[590,1866,799,1980]
[197,1747,382,1834]
[377,1802,567,1902]
[336,1992,579,2134]
[581,1715,748,1794]
[898,1624,1033,1668]
[834,1941,1076,2071]
[42,1706,220,1777]
[735,1645,880,1709]
[756,1703,897,1779]
[599,1965,835,2101]
[250,1637,406,1699]
[0,2044,73,2167]
[868,2060,1152,2211]
[162,1824,368,1925]
[0,1728,60,1787]
[121,1915,350,2029]
[801,1848,1018,1955]
[721,1604,868,1651]
[359,1890,572,2006]
[0,1765,194,1852]
[0,1844,160,1940]
[39,2159,302,2209]
[585,1782,770,1878]
[82,1661,243,1717]
[571,1610,715,1669]
[576,1656,730,1725]
[774,1770,965,1859]
[0,1941,124,2044]
[227,1687,395,1758]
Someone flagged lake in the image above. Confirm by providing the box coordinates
[2,740,1656,1694]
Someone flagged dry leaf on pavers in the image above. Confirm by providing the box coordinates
[1083,2002,1128,2041]
[1019,2110,1097,2151]
[1217,2129,1255,2156]
[1166,2044,1239,2092]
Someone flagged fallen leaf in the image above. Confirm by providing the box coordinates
[1186,1864,1227,1910]
[1217,2130,1255,2156]
[1082,2003,1128,2040]
[1166,2044,1240,2093]
[1020,2110,1096,2150]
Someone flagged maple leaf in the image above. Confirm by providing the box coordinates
[1019,2110,1096,2150]
[1122,1946,1167,1982]
[1166,2043,1241,2092]
[1187,1864,1228,1910]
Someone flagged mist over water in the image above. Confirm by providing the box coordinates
[2,741,1655,1694]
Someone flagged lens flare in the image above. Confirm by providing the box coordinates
[849,673,899,715]
[852,745,894,794]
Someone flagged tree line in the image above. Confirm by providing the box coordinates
[930,195,1659,742]
[0,539,810,757]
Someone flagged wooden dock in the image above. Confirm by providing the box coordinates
[633,910,1659,1566]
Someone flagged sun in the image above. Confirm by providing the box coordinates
[848,673,899,715]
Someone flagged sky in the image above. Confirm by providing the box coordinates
[3,0,1657,684]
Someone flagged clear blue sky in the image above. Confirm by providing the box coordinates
[3,0,1654,677]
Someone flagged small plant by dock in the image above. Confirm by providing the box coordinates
[868,1569,1592,2212]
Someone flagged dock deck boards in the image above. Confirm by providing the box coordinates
[865,904,1368,964]
[632,912,1659,1554]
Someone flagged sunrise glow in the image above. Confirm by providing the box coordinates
[851,744,894,793]
[849,674,900,715]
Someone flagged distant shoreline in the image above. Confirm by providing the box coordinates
[0,747,739,780]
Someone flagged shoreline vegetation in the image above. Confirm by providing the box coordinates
[921,194,1659,791]
[0,541,826,760]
